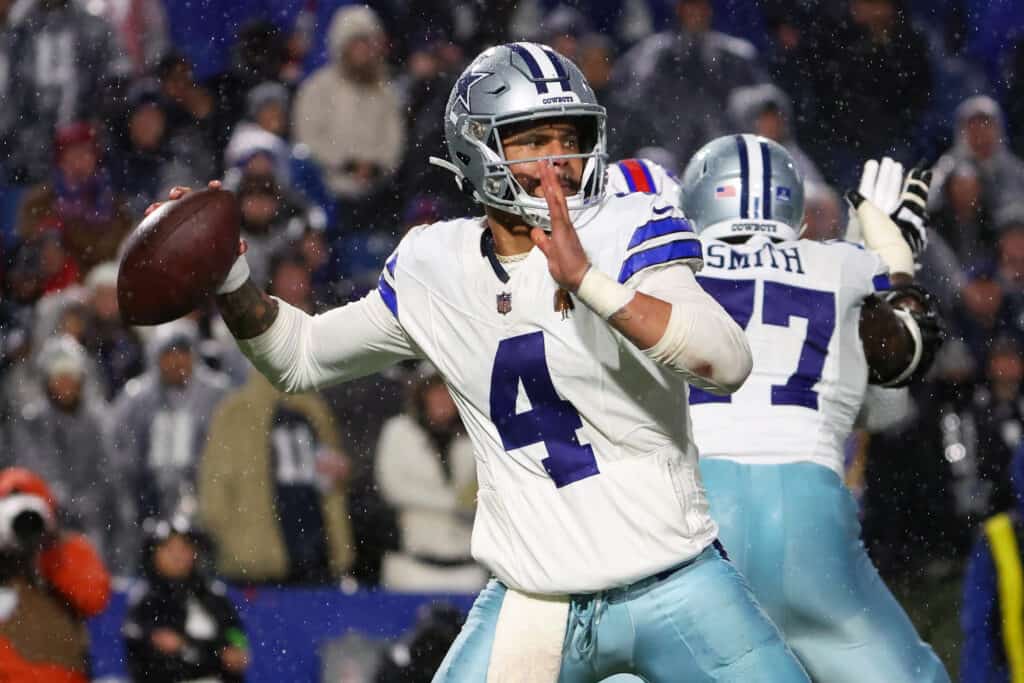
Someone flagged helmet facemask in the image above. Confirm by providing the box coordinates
[460,109,607,229]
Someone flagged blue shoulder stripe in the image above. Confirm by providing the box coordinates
[627,216,693,250]
[873,274,891,292]
[385,253,397,278]
[378,275,398,318]
[618,238,703,283]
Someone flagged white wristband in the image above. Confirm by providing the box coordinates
[216,254,251,295]
[575,266,635,320]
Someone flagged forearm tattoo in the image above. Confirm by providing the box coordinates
[215,280,280,340]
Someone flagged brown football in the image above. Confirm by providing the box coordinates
[117,188,240,325]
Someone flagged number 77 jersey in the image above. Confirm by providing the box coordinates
[691,235,891,475]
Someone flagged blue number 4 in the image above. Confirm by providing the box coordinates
[691,278,836,409]
[490,332,599,488]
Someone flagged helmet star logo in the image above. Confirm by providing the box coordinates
[455,70,492,112]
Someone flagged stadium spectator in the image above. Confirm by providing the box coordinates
[801,183,844,242]
[80,261,144,399]
[106,320,229,571]
[230,172,314,288]
[537,5,591,62]
[395,32,468,215]
[156,52,216,156]
[931,96,1024,261]
[206,20,290,151]
[199,370,354,585]
[223,82,293,185]
[727,83,824,185]
[108,79,215,219]
[803,0,932,184]
[962,446,1024,682]
[0,0,15,170]
[88,0,169,77]
[5,0,124,183]
[575,33,615,104]
[293,5,405,233]
[123,516,249,683]
[375,370,484,593]
[607,0,765,163]
[375,602,465,683]
[16,122,133,276]
[5,336,116,558]
[0,467,111,683]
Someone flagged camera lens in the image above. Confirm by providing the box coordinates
[12,511,45,548]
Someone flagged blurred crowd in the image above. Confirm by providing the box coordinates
[0,0,1024,677]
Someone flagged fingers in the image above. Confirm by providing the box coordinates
[539,160,570,230]
[168,186,191,200]
[530,227,551,255]
[877,157,903,213]
[144,202,163,217]
[207,180,222,190]
[239,239,248,256]
[858,159,879,198]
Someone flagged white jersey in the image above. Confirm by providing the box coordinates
[691,236,890,475]
[380,193,715,594]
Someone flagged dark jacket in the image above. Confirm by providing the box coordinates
[123,575,246,683]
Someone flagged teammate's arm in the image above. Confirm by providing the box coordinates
[530,162,752,393]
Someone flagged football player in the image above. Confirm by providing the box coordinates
[157,46,809,681]
[677,135,949,682]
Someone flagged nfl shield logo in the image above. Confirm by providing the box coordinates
[496,292,512,315]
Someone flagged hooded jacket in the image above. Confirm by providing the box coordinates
[105,322,229,572]
[6,339,114,560]
[607,25,766,163]
[726,83,824,186]
[931,96,1024,223]
[292,5,404,200]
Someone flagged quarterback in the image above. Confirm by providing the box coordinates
[158,45,810,681]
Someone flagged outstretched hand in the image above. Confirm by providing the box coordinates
[142,180,246,256]
[529,160,590,292]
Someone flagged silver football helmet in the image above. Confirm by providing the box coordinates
[430,42,607,228]
[679,134,804,242]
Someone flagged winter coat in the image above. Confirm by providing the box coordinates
[375,414,484,592]
[292,6,404,200]
[123,575,246,683]
[105,365,229,572]
[607,27,766,164]
[198,373,354,582]
[931,96,1024,233]
[0,533,110,683]
[6,398,114,559]
[6,4,125,182]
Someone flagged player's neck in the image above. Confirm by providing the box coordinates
[486,210,534,257]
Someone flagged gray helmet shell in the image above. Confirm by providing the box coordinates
[680,134,804,242]
[439,43,607,228]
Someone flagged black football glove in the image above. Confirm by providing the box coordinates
[891,168,931,258]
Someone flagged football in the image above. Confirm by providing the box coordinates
[117,188,240,325]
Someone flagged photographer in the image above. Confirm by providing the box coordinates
[0,467,111,682]
[123,517,250,683]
